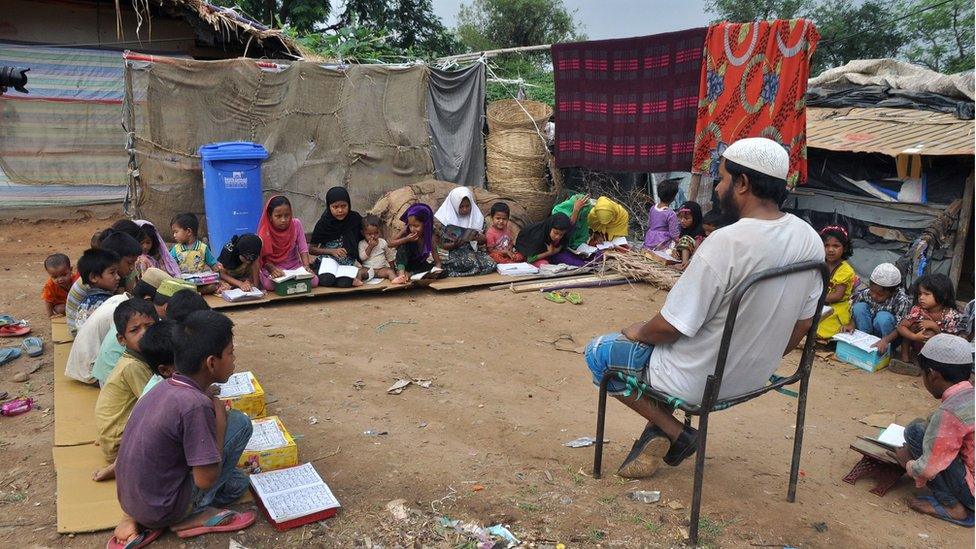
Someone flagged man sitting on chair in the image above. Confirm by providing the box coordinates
[584,137,825,478]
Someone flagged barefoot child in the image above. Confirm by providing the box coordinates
[897,273,963,362]
[888,334,974,527]
[170,213,223,294]
[815,226,857,340]
[358,215,397,281]
[110,310,256,547]
[514,213,572,267]
[93,298,158,481]
[390,203,442,284]
[847,263,912,355]
[217,234,262,291]
[41,253,79,316]
[257,195,318,290]
[486,202,525,264]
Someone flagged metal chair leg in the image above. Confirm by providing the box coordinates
[787,371,812,502]
[688,408,709,546]
[593,372,612,479]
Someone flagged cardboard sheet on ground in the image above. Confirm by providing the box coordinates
[205,281,406,310]
[54,342,98,446]
[51,316,73,343]
[53,443,121,533]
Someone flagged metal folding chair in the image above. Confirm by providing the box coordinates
[592,260,829,545]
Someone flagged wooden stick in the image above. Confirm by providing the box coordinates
[511,274,627,293]
[949,173,974,292]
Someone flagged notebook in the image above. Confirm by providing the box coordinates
[250,463,340,531]
[317,257,359,279]
[272,268,313,284]
[221,287,265,303]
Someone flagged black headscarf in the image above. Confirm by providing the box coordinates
[218,233,263,270]
[677,201,704,238]
[515,213,572,257]
[310,186,363,253]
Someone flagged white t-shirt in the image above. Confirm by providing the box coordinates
[64,294,128,384]
[358,238,395,269]
[646,214,824,405]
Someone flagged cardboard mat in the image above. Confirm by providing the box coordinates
[54,342,99,447]
[205,281,407,310]
[53,444,121,533]
[51,316,73,343]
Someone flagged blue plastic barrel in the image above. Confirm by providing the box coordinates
[198,142,269,251]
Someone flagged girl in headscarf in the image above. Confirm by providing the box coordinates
[309,186,364,267]
[587,197,630,241]
[546,193,593,266]
[434,186,496,277]
[257,195,318,290]
[133,220,180,279]
[515,213,573,267]
[218,233,263,292]
[391,203,442,284]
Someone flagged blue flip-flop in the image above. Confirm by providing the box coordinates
[918,495,975,527]
[0,347,21,366]
[0,315,15,327]
[22,337,42,357]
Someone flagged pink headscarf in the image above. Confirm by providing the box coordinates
[135,219,180,277]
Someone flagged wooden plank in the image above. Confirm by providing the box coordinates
[949,173,974,291]
[687,172,703,203]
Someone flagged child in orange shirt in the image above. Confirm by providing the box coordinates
[42,253,79,317]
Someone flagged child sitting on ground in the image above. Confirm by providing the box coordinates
[99,227,147,292]
[257,196,318,290]
[170,212,223,294]
[671,201,704,271]
[700,210,726,237]
[358,215,397,281]
[642,178,680,251]
[135,220,181,279]
[110,310,256,547]
[66,248,121,334]
[41,253,79,317]
[815,225,857,340]
[846,263,911,355]
[138,320,177,399]
[486,202,525,264]
[390,203,442,284]
[514,213,572,267]
[140,291,211,398]
[896,273,963,363]
[217,234,262,291]
[888,334,974,527]
[93,298,159,481]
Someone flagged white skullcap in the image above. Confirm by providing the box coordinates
[920,333,974,365]
[869,263,901,287]
[721,137,790,180]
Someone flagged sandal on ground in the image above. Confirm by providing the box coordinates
[565,291,583,305]
[105,528,162,549]
[0,323,30,337]
[0,315,15,327]
[888,359,921,377]
[617,424,670,478]
[664,425,700,467]
[22,336,43,357]
[0,347,21,366]
[544,291,566,304]
[916,495,975,527]
[175,509,256,539]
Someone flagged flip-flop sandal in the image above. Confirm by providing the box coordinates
[0,315,15,327]
[544,291,566,303]
[175,510,256,539]
[565,291,583,305]
[22,337,43,357]
[0,347,20,366]
[888,359,921,376]
[105,528,163,549]
[917,495,975,527]
[0,323,30,337]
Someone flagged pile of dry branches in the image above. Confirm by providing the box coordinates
[595,248,681,291]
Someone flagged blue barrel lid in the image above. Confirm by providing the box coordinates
[198,141,269,161]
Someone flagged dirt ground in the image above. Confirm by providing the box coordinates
[0,217,970,548]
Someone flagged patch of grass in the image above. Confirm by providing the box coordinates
[697,516,728,544]
[0,490,26,504]
[597,495,616,505]
[588,528,606,542]
[644,520,662,534]
[571,472,585,486]
[517,502,540,512]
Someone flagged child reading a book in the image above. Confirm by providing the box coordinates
[486,202,524,264]
[258,195,318,291]
[391,203,442,284]
[358,215,396,281]
[170,213,223,294]
[66,248,121,334]
[587,196,630,243]
[41,253,78,317]
[434,186,496,278]
[93,298,158,481]
[816,225,857,340]
[135,220,181,278]
[110,310,255,547]
[515,213,572,267]
[846,263,911,355]
[310,186,363,268]
[217,233,262,292]
[888,334,974,527]
[642,178,680,251]
[896,274,964,362]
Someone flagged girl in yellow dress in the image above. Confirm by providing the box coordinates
[816,225,858,339]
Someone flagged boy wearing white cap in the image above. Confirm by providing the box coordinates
[847,262,912,354]
[888,334,974,526]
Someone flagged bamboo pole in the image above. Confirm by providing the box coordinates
[949,173,974,292]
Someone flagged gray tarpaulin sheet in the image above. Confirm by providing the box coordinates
[428,63,485,187]
[785,188,942,229]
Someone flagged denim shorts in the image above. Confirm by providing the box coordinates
[584,332,654,395]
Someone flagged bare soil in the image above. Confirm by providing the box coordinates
[0,218,968,548]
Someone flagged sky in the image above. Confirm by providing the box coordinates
[430,0,713,41]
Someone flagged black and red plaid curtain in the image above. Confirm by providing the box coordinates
[552,28,707,173]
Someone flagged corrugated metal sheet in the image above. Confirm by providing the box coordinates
[807,107,975,156]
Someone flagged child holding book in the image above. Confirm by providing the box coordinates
[41,253,79,316]
[170,213,223,294]
[391,203,442,284]
[359,215,397,281]
[846,263,912,355]
[896,274,963,362]
[93,298,159,481]
[310,186,363,268]
[257,195,318,290]
[888,334,974,527]
[514,213,572,267]
[815,225,857,340]
[217,233,262,292]
[434,186,496,278]
[110,310,255,547]
[486,202,524,264]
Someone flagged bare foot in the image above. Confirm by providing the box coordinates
[93,461,116,482]
[391,275,408,285]
[908,497,969,520]
[352,277,364,287]
[170,506,231,533]
[113,515,140,546]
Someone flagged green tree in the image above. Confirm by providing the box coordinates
[809,0,908,74]
[898,0,975,73]
[704,0,808,22]
[335,0,461,56]
[456,0,585,56]
[212,0,330,34]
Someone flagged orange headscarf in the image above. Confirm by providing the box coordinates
[257,195,298,266]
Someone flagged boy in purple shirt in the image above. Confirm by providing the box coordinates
[110,310,255,548]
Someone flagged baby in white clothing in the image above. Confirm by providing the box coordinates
[358,215,397,281]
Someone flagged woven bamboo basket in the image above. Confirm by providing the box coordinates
[487,99,553,133]
[488,173,562,222]
[487,176,549,193]
[486,129,549,180]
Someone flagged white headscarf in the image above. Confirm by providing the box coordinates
[434,186,485,250]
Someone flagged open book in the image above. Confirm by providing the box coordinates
[250,463,340,531]
[410,266,443,281]
[216,371,256,398]
[833,330,882,353]
[272,267,313,284]
[497,262,539,276]
[318,257,359,279]
[246,417,290,452]
[220,287,264,303]
[571,236,629,257]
